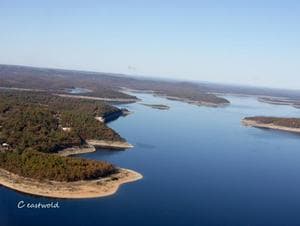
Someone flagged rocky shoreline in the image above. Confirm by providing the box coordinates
[242,119,300,134]
[57,145,96,156]
[0,168,142,199]
[57,140,133,157]
[86,140,134,149]
[96,109,132,123]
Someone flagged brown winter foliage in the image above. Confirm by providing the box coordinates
[0,150,116,182]
[244,116,300,128]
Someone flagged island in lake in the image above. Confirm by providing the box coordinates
[242,116,300,134]
[140,103,170,110]
[257,97,300,109]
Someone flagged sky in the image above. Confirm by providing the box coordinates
[0,0,299,89]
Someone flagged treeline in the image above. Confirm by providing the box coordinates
[0,90,121,117]
[245,116,300,128]
[0,150,116,182]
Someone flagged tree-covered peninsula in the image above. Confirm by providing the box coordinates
[0,90,139,192]
[242,116,300,133]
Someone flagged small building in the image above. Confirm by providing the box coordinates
[1,143,10,151]
[62,127,72,132]
[2,143,9,147]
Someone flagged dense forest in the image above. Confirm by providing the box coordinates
[0,90,121,117]
[0,106,80,153]
[0,150,116,182]
[0,90,126,181]
[0,90,125,153]
[60,111,124,142]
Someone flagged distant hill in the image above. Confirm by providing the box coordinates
[0,64,229,106]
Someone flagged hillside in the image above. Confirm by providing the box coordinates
[0,64,229,106]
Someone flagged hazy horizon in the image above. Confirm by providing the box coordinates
[0,1,299,89]
[3,63,300,93]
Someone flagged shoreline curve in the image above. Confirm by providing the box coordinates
[0,168,143,199]
[242,119,300,134]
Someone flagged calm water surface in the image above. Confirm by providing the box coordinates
[1,93,300,226]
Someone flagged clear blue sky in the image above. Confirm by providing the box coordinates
[0,0,299,89]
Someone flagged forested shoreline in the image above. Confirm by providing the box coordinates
[0,90,127,182]
[244,116,300,128]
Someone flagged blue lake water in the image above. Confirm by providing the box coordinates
[1,93,300,226]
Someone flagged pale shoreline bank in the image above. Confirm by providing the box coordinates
[86,140,134,149]
[55,94,138,103]
[57,145,96,156]
[242,119,300,134]
[0,140,137,198]
[0,168,143,199]
[58,140,133,157]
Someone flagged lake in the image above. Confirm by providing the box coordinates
[1,93,300,226]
